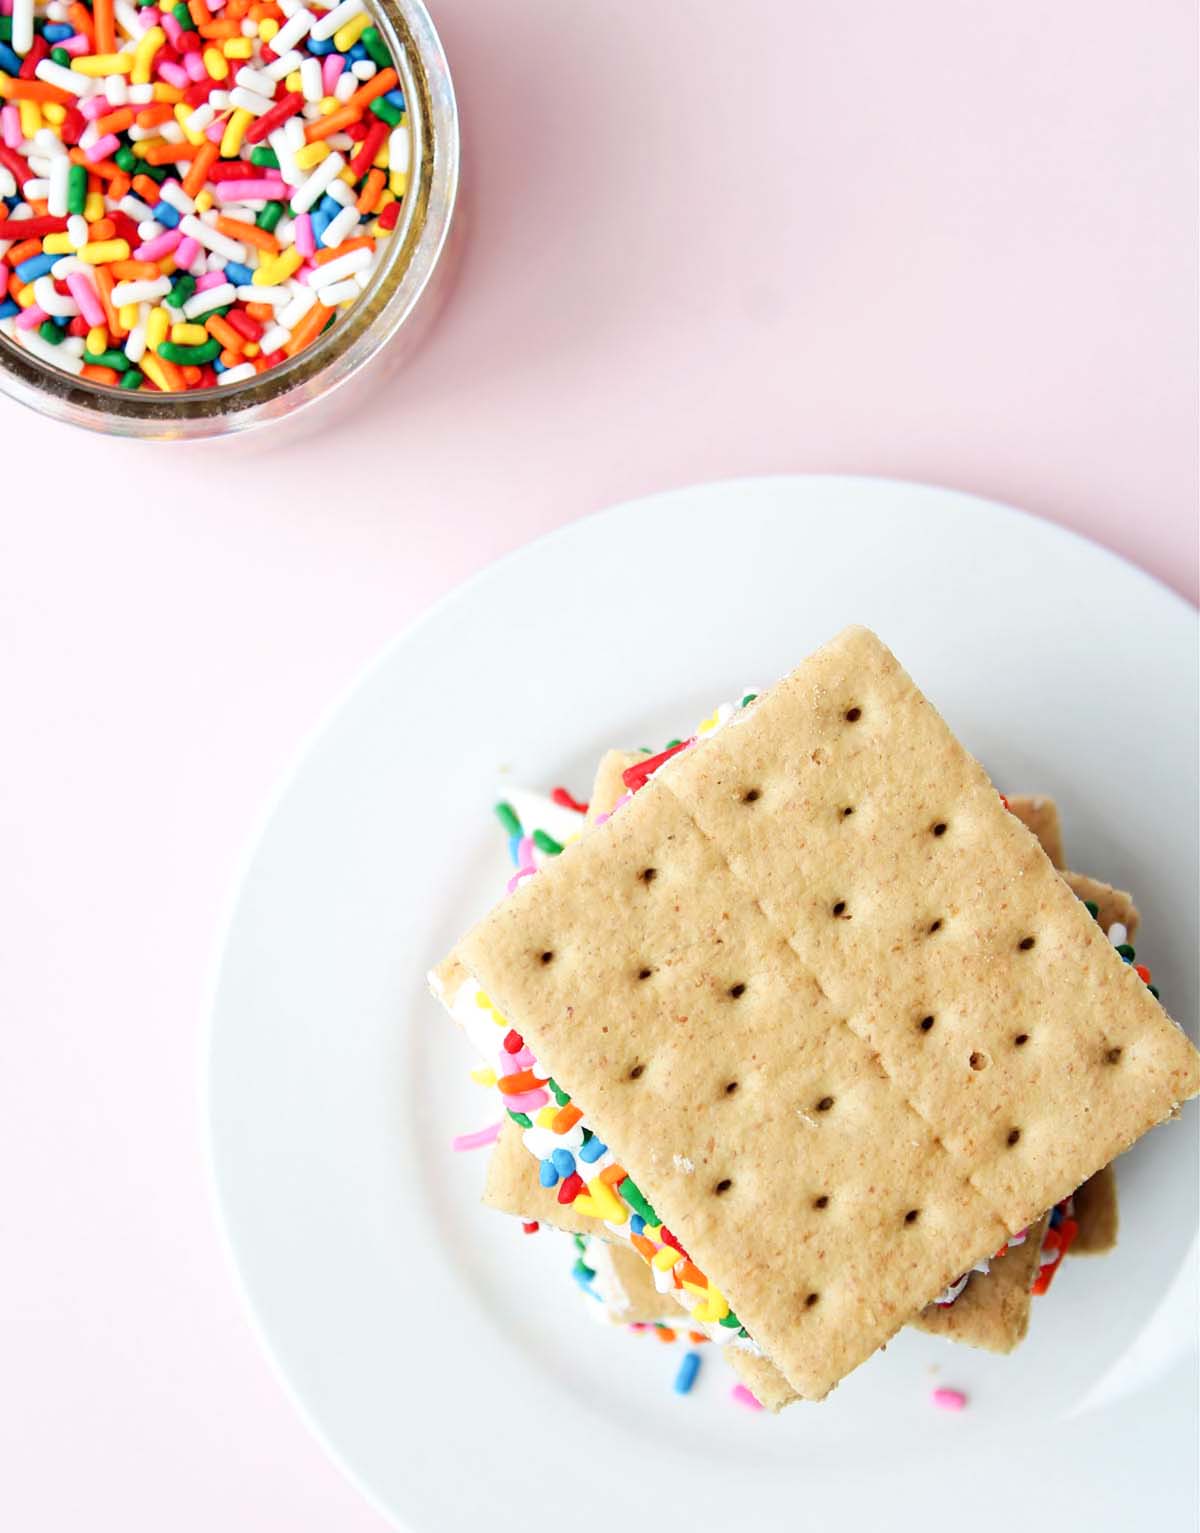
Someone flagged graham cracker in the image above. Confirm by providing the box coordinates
[590,1241,682,1324]
[483,1118,600,1237]
[1007,795,1065,869]
[447,628,1199,1399]
[1072,1163,1119,1253]
[909,1211,1051,1350]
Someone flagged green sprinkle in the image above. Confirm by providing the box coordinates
[0,18,11,39]
[573,1233,588,1254]
[573,1259,595,1282]
[1115,943,1136,962]
[85,347,130,371]
[172,1,191,24]
[50,45,69,64]
[114,145,137,173]
[38,321,64,345]
[369,95,403,126]
[1148,984,1160,999]
[157,338,222,365]
[740,692,758,706]
[665,739,683,749]
[361,24,390,66]
[119,369,144,390]
[494,801,522,836]
[617,1175,657,1226]
[580,1127,593,1143]
[532,829,563,856]
[164,272,196,309]
[506,1110,532,1129]
[144,163,169,182]
[250,146,281,169]
[1084,901,1099,919]
[256,199,285,233]
[66,163,88,215]
[719,1311,742,1328]
[548,1078,571,1107]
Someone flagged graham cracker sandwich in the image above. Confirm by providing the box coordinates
[434,627,1198,1405]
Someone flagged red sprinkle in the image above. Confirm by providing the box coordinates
[551,786,589,815]
[521,1221,539,1235]
[378,199,401,231]
[622,740,692,794]
[557,1171,585,1205]
[502,1029,524,1054]
[0,214,67,239]
[1134,965,1151,983]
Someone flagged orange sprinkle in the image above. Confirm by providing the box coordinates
[187,0,212,24]
[131,173,161,203]
[550,1103,583,1134]
[8,237,42,267]
[303,103,360,144]
[70,151,123,183]
[92,0,115,54]
[136,103,176,129]
[93,265,125,337]
[678,1260,705,1287]
[81,364,120,386]
[67,1,96,42]
[181,142,218,198]
[181,364,203,386]
[655,1327,677,1344]
[282,301,333,357]
[205,314,244,352]
[598,1163,626,1186]
[687,1332,709,1344]
[495,1068,549,1097]
[0,78,74,106]
[110,260,160,280]
[141,140,202,165]
[110,174,131,200]
[244,301,275,322]
[217,346,243,368]
[312,235,373,265]
[88,217,116,242]
[630,1232,657,1262]
[355,168,385,214]
[95,107,135,136]
[346,67,397,114]
[197,17,240,36]
[214,216,279,255]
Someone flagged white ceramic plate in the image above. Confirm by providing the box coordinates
[207,478,1199,1532]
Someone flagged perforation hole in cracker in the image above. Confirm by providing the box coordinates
[931,820,948,837]
[1013,1032,1030,1047]
[904,1208,920,1225]
[1018,935,1036,951]
[741,788,762,804]
[637,967,653,981]
[627,1062,646,1081]
[713,1178,733,1196]
[969,1051,989,1072]
[728,983,747,999]
[722,1080,739,1097]
[639,867,657,885]
[918,1014,936,1033]
[839,805,855,819]
[1006,1127,1021,1146]
[831,900,849,919]
[1106,1046,1123,1065]
[815,1095,835,1113]
[539,950,554,965]
[812,1194,830,1210]
[844,706,862,723]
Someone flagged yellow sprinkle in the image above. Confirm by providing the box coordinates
[175,102,205,146]
[472,989,508,1028]
[131,140,160,160]
[118,302,138,329]
[243,342,260,358]
[132,26,165,86]
[220,107,252,158]
[193,189,214,214]
[285,70,303,93]
[71,52,134,76]
[222,36,252,59]
[157,256,176,277]
[86,326,108,354]
[42,232,73,254]
[469,1066,497,1088]
[332,10,369,49]
[19,101,41,138]
[202,45,229,81]
[43,102,65,126]
[257,16,279,41]
[145,306,169,352]
[691,1287,730,1324]
[15,283,35,308]
[84,193,106,222]
[252,246,302,286]
[293,139,329,171]
[339,167,356,186]
[585,1177,626,1224]
[171,322,208,345]
[697,709,720,734]
[570,1194,602,1220]
[372,141,388,169]
[388,171,407,197]
[317,96,338,118]
[652,1245,684,1271]
[140,352,176,392]
[376,190,394,209]
[79,240,131,264]
[534,1105,558,1128]
[152,83,184,103]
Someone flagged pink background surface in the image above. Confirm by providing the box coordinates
[2,2,1196,1527]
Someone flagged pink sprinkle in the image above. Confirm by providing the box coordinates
[321,52,345,94]
[175,234,201,266]
[205,120,225,144]
[65,269,105,328]
[140,6,161,22]
[84,133,120,163]
[931,1387,968,1412]
[161,11,183,43]
[511,1046,536,1069]
[80,96,111,121]
[451,1122,502,1152]
[194,270,228,292]
[213,178,287,201]
[15,303,48,331]
[184,50,207,81]
[135,228,182,261]
[158,61,190,89]
[497,1088,548,1113]
[730,1384,763,1412]
[293,212,315,257]
[505,866,537,894]
[2,104,23,148]
[60,33,89,54]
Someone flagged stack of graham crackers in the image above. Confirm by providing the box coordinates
[431,628,1199,1407]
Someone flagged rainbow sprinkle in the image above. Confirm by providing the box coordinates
[0,0,409,390]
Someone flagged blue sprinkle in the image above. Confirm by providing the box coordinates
[319,193,342,217]
[224,261,254,286]
[152,202,181,229]
[630,1214,645,1235]
[385,88,405,109]
[213,356,227,372]
[0,298,18,320]
[307,35,334,53]
[551,1148,575,1177]
[0,42,22,73]
[1049,1206,1063,1229]
[578,1136,606,1164]
[15,253,57,283]
[507,832,523,868]
[43,22,73,38]
[347,42,367,61]
[538,1158,559,1189]
[53,313,69,327]
[311,207,333,245]
[674,1351,702,1395]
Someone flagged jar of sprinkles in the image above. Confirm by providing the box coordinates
[0,0,457,438]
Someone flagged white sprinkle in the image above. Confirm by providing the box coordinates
[318,203,359,249]
[234,65,276,96]
[184,102,217,135]
[124,320,147,364]
[17,326,85,375]
[350,60,376,81]
[388,127,410,175]
[234,283,290,306]
[269,6,314,54]
[33,275,77,317]
[11,0,34,55]
[258,323,290,353]
[158,180,196,216]
[229,87,274,118]
[217,361,259,385]
[35,58,90,96]
[316,276,359,305]
[1107,923,1128,948]
[49,154,71,215]
[182,282,237,319]
[289,150,345,215]
[110,276,171,306]
[333,69,357,103]
[263,50,303,82]
[178,214,247,264]
[308,0,363,40]
[276,284,317,328]
[299,56,323,103]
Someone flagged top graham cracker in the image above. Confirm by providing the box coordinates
[450,627,1199,1398]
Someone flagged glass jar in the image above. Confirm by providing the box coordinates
[0,0,459,441]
